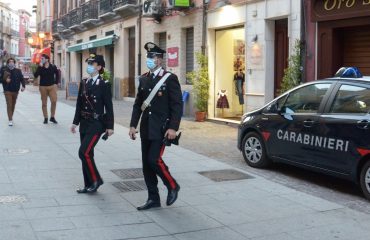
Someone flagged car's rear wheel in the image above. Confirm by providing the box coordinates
[242,132,270,168]
[360,161,370,201]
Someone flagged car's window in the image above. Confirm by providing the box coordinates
[330,84,370,115]
[283,83,332,114]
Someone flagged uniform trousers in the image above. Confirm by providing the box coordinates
[141,139,178,201]
[79,120,103,187]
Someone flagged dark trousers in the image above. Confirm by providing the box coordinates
[141,139,178,201]
[79,126,102,187]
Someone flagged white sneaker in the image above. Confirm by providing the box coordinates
[8,121,13,126]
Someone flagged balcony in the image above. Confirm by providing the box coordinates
[61,14,72,33]
[69,7,85,31]
[3,26,11,36]
[99,0,117,19]
[112,0,139,18]
[11,29,20,38]
[81,0,99,25]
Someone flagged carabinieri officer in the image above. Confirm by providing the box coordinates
[71,54,114,194]
[129,42,182,210]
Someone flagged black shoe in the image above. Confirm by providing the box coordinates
[86,179,104,193]
[137,199,161,211]
[76,187,88,194]
[50,117,58,124]
[167,185,180,206]
[43,118,48,124]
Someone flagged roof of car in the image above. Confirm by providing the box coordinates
[321,76,370,82]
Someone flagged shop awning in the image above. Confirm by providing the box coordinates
[67,35,115,52]
[31,47,51,64]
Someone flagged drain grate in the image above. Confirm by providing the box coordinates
[111,168,143,180]
[112,180,147,192]
[198,169,254,182]
[0,195,27,204]
[4,148,31,155]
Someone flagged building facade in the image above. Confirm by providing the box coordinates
[18,10,32,75]
[207,0,301,122]
[50,0,140,98]
[0,2,20,66]
[305,0,370,81]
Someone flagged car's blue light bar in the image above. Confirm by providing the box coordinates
[334,67,363,78]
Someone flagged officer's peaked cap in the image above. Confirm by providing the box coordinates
[85,53,105,68]
[144,42,166,55]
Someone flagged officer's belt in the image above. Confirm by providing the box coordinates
[141,72,171,111]
[81,111,101,120]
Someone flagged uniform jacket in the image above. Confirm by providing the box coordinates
[73,75,114,132]
[130,68,183,140]
[0,66,25,92]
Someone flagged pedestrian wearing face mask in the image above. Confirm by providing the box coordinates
[70,54,114,194]
[129,42,182,210]
[33,54,61,124]
[0,58,25,126]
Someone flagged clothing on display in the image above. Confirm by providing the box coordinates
[216,90,230,109]
[234,71,245,105]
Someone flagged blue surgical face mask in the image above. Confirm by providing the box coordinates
[41,58,46,65]
[7,63,15,70]
[86,65,96,75]
[146,58,156,70]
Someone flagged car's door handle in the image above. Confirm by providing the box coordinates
[357,120,370,130]
[303,119,315,128]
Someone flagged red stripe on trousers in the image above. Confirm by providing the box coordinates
[157,144,176,190]
[84,134,99,182]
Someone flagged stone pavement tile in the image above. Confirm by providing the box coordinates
[0,205,27,221]
[0,183,16,195]
[70,212,152,228]
[36,227,112,240]
[130,236,177,240]
[230,211,350,239]
[0,169,11,183]
[24,205,103,219]
[174,227,248,240]
[30,217,76,232]
[144,206,223,234]
[118,223,168,239]
[250,233,299,240]
[248,180,299,195]
[193,203,255,226]
[95,201,137,213]
[280,191,345,212]
[54,193,125,206]
[289,222,370,240]
[179,192,218,206]
[21,197,59,209]
[0,220,37,240]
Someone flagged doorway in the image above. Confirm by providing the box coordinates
[128,27,136,97]
[274,19,288,96]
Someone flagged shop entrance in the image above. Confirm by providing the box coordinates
[214,27,245,121]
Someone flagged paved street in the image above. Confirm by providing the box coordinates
[1,88,370,240]
[49,86,370,214]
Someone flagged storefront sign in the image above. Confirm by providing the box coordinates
[67,82,79,100]
[312,0,370,21]
[167,47,179,67]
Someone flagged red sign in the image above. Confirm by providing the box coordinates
[167,47,179,67]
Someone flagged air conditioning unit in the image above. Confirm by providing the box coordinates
[142,0,162,17]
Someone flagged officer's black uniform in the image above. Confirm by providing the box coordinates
[130,43,182,209]
[73,54,114,193]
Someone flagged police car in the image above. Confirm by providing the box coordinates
[237,67,370,200]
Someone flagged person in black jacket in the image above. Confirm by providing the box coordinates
[33,54,60,124]
[0,58,25,126]
[129,42,182,210]
[70,54,114,194]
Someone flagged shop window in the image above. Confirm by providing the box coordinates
[105,30,114,36]
[89,35,97,41]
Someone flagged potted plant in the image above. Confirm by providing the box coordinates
[187,52,210,122]
[278,39,302,95]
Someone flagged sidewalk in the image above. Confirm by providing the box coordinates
[0,90,370,240]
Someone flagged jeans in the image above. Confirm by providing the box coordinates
[236,80,244,105]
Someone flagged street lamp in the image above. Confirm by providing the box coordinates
[27,37,34,45]
[38,32,45,39]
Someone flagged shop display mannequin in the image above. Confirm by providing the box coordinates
[234,69,245,105]
[216,89,229,117]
